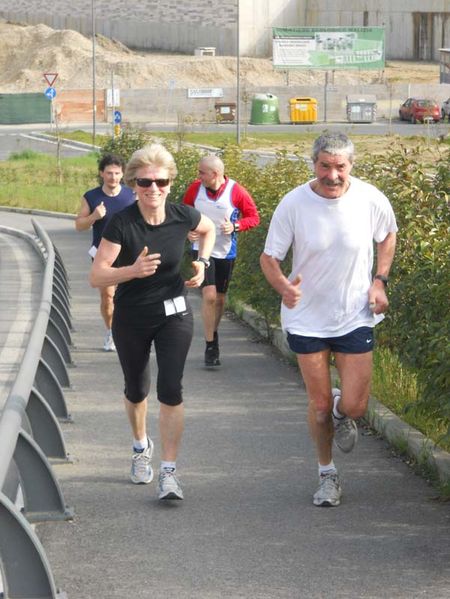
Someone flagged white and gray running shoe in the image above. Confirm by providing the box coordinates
[103,330,116,352]
[158,468,184,500]
[313,472,342,507]
[130,438,154,484]
[332,388,358,453]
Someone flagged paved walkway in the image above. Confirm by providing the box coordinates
[1,211,449,599]
[0,228,42,406]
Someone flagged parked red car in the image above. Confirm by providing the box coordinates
[399,98,441,123]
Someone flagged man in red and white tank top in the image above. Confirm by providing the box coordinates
[183,154,259,367]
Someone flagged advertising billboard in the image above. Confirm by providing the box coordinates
[273,27,385,70]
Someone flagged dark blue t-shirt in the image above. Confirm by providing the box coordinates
[84,185,136,248]
[102,201,201,309]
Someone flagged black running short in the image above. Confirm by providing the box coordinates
[192,251,235,294]
[112,302,193,405]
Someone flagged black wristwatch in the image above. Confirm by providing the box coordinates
[195,257,210,268]
[373,274,389,287]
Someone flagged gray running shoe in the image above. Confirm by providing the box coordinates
[313,472,342,507]
[103,330,116,352]
[130,438,154,484]
[332,388,358,453]
[158,468,184,500]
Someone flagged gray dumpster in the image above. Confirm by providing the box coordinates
[346,95,377,123]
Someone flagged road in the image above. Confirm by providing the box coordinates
[0,127,96,160]
[1,210,449,599]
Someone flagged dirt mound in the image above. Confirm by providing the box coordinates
[0,19,440,92]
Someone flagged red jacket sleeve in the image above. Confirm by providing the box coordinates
[182,180,201,207]
[231,183,260,232]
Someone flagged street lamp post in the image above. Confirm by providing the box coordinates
[236,0,240,145]
[92,0,96,146]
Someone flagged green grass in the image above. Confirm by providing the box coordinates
[372,347,450,452]
[51,128,448,157]
[0,151,99,214]
[52,128,316,150]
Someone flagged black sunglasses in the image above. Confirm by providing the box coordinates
[136,177,170,188]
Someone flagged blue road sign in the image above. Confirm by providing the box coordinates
[45,87,56,99]
[114,110,122,124]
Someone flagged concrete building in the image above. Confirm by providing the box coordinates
[0,1,449,60]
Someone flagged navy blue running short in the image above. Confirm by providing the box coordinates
[287,326,375,355]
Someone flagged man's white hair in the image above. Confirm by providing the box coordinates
[312,133,354,164]
[200,154,225,175]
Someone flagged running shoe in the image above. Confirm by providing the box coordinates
[204,344,221,367]
[103,330,116,352]
[130,438,154,484]
[158,468,184,500]
[313,472,342,507]
[332,388,358,453]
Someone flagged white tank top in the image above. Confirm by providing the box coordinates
[193,179,238,259]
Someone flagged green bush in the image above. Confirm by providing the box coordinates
[100,126,151,163]
[353,146,450,440]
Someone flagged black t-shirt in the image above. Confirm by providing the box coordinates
[102,201,201,309]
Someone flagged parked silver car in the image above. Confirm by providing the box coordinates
[442,98,450,121]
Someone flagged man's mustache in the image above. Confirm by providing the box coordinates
[321,178,345,185]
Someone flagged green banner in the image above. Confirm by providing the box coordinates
[272,27,385,70]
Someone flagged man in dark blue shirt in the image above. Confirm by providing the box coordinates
[75,154,135,351]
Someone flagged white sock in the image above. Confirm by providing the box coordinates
[133,437,148,451]
[319,461,337,476]
[160,461,176,472]
[332,392,345,419]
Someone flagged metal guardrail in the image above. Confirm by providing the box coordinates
[0,219,73,599]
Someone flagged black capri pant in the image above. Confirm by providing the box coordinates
[112,302,194,406]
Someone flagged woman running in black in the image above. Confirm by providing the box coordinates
[90,143,215,500]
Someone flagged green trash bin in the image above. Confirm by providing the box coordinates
[250,93,280,125]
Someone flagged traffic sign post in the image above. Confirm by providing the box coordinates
[43,87,57,129]
[113,111,122,138]
[44,87,57,100]
[43,73,58,87]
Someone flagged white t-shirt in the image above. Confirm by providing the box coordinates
[263,176,398,337]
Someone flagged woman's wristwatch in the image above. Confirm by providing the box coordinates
[195,257,210,268]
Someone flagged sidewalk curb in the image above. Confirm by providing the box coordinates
[231,299,450,485]
[28,132,101,152]
[0,206,76,220]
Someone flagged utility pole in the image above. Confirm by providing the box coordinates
[111,69,115,139]
[236,0,240,145]
[92,0,96,146]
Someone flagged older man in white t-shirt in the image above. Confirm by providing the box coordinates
[260,133,397,508]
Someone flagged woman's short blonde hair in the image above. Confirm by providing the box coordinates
[124,143,177,186]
